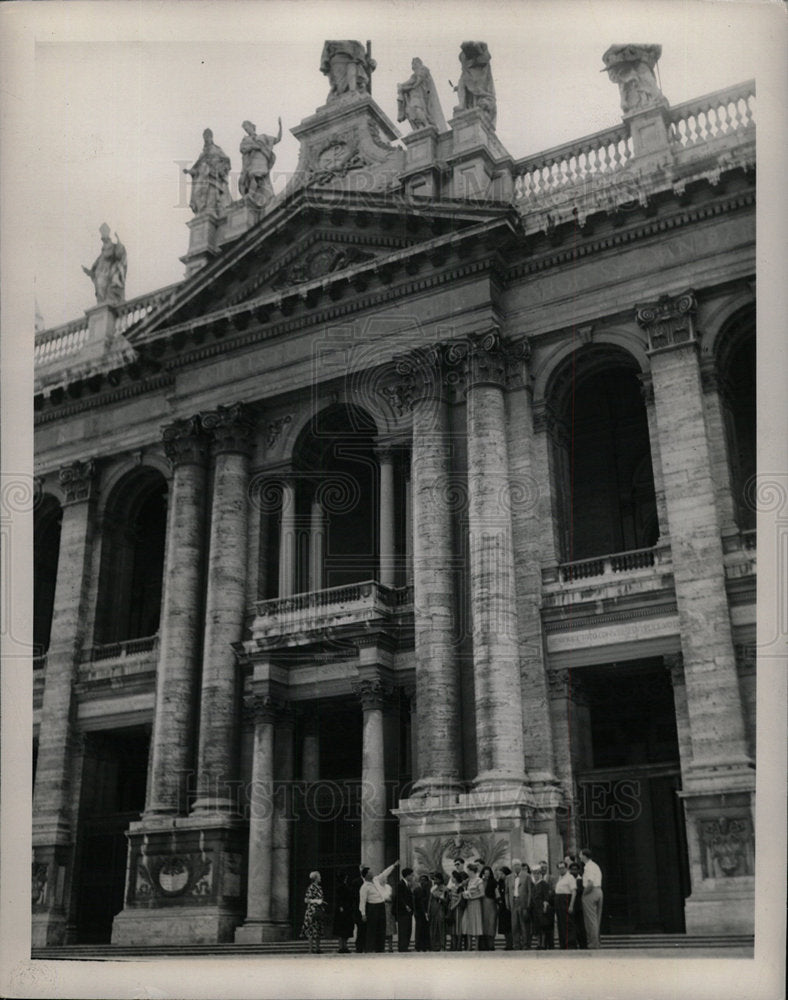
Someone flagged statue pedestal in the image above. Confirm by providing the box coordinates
[624,102,674,178]
[400,126,444,200]
[446,108,514,202]
[111,814,247,945]
[181,213,224,277]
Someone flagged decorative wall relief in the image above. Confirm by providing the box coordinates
[698,816,754,878]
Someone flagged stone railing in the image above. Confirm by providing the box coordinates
[86,634,159,662]
[544,544,671,585]
[251,580,411,641]
[33,283,180,370]
[669,80,755,150]
[513,122,633,207]
[722,527,756,582]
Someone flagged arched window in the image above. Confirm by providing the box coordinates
[546,347,659,561]
[716,306,756,530]
[34,494,62,654]
[94,469,168,645]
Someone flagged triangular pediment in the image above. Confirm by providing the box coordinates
[128,189,512,344]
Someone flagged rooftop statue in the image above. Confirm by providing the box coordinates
[184,128,232,216]
[397,57,447,132]
[453,41,496,129]
[320,40,376,103]
[602,44,667,114]
[239,118,282,209]
[82,224,127,306]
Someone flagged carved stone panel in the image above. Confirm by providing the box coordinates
[698,816,754,878]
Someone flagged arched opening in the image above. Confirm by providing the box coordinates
[716,306,756,530]
[547,347,659,562]
[291,404,380,591]
[34,494,62,655]
[94,469,168,645]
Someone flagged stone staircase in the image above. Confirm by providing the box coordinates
[32,934,754,961]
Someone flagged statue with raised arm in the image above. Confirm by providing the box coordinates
[184,128,232,215]
[239,118,282,209]
[397,57,447,132]
[454,41,496,129]
[82,224,127,306]
[602,44,666,114]
[320,40,376,103]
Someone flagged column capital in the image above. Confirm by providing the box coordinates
[201,402,256,456]
[58,458,97,505]
[352,678,396,712]
[162,415,210,467]
[462,328,529,393]
[244,693,289,726]
[546,668,586,704]
[636,290,699,355]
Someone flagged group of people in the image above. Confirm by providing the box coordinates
[301,849,603,954]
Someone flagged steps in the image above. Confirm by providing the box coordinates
[32,934,755,961]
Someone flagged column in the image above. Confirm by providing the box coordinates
[636,294,751,776]
[308,494,324,592]
[403,459,413,587]
[300,710,320,879]
[278,475,296,598]
[402,345,462,795]
[354,679,391,875]
[505,350,558,784]
[377,445,396,588]
[145,417,209,816]
[32,459,97,946]
[271,709,296,925]
[235,694,277,941]
[638,373,670,540]
[193,403,256,813]
[464,331,526,789]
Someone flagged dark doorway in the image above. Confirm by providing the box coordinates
[73,728,149,943]
[576,660,690,934]
[34,495,62,655]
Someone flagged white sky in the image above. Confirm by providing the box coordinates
[26,0,775,329]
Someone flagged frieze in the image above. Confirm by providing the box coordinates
[58,458,97,504]
[305,127,370,185]
[272,244,375,289]
[698,815,754,878]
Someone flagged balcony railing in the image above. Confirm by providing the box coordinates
[87,634,159,662]
[251,580,412,640]
[546,544,670,585]
[669,79,755,150]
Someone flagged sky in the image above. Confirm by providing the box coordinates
[23,0,778,329]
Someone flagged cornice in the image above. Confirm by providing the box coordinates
[34,373,175,425]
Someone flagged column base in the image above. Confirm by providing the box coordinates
[112,906,243,945]
[31,910,69,948]
[684,881,755,935]
[234,919,290,943]
[410,776,465,799]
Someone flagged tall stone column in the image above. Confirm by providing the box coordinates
[463,331,526,790]
[638,374,670,541]
[637,292,754,935]
[145,417,209,816]
[403,459,413,587]
[354,679,391,875]
[377,445,396,588]
[271,709,296,925]
[32,459,97,946]
[235,694,290,942]
[398,345,462,796]
[193,403,256,813]
[278,475,296,599]
[308,494,324,592]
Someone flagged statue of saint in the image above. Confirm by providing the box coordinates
[454,41,496,129]
[602,44,666,114]
[183,128,232,215]
[82,224,127,306]
[397,57,447,132]
[320,40,376,103]
[239,118,282,209]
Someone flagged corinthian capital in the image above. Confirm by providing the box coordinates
[200,402,256,456]
[58,459,97,505]
[636,290,698,354]
[162,415,209,467]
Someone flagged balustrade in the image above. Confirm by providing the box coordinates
[546,545,669,585]
[669,80,755,149]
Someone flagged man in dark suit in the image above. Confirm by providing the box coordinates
[352,863,366,952]
[392,866,416,952]
[505,859,533,949]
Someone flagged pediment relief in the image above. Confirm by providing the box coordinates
[271,242,377,289]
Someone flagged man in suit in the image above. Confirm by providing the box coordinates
[392,866,416,952]
[352,863,366,952]
[505,859,533,950]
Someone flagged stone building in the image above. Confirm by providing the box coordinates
[32,43,756,947]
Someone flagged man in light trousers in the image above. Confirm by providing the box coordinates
[579,848,603,948]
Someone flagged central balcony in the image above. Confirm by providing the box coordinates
[249,580,413,650]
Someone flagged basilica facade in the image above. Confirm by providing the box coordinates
[32,42,756,947]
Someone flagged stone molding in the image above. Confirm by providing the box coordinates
[636,290,699,355]
[162,415,210,467]
[58,458,97,505]
[200,402,256,456]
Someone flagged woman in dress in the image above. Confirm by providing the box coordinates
[302,870,326,954]
[332,870,356,953]
[428,872,449,951]
[496,866,513,950]
[479,865,498,950]
[461,862,485,951]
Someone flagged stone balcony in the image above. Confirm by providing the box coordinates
[542,543,674,606]
[247,580,414,653]
[76,635,159,693]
